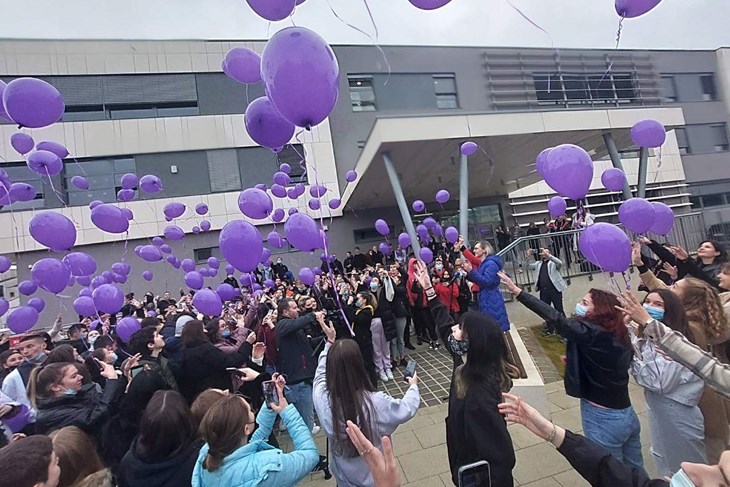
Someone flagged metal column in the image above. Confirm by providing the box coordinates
[459,153,469,245]
[637,147,649,199]
[602,132,633,201]
[382,152,421,255]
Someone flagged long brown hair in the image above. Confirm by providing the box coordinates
[136,390,196,463]
[681,278,729,343]
[49,426,105,487]
[27,362,76,409]
[586,289,630,347]
[326,339,377,458]
[181,320,209,347]
[644,289,695,344]
[199,394,251,472]
[191,389,227,430]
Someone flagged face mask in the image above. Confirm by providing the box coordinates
[643,304,665,321]
[31,352,46,364]
[668,469,695,487]
[108,352,118,364]
[221,329,231,338]
[574,303,588,317]
[88,336,98,347]
[447,334,469,356]
[63,389,78,396]
[435,264,443,271]
[369,282,378,292]
[355,299,363,308]
[81,333,88,340]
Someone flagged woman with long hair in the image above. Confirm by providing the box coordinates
[192,379,318,486]
[346,291,378,387]
[368,276,395,382]
[313,319,419,486]
[49,426,111,487]
[413,261,517,486]
[622,289,707,476]
[500,272,644,470]
[461,241,510,332]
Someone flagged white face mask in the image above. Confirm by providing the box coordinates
[669,469,695,487]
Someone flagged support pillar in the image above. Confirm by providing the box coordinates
[637,147,649,199]
[459,153,469,244]
[602,132,633,201]
[383,152,421,255]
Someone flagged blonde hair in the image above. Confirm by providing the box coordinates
[681,278,729,343]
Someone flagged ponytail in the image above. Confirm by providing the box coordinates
[198,395,250,472]
[26,362,72,409]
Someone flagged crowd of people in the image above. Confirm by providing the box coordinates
[0,230,729,487]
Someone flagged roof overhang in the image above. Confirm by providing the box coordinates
[341,107,685,209]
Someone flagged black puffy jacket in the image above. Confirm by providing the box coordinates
[373,283,398,341]
[117,438,200,487]
[179,339,250,402]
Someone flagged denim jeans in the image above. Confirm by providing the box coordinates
[284,382,314,432]
[581,399,644,471]
[390,316,407,360]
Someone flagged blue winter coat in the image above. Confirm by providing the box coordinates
[467,254,510,331]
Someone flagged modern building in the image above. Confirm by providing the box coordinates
[0,40,728,325]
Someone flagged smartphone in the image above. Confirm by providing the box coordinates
[226,367,243,377]
[262,380,279,407]
[458,461,491,487]
[403,360,417,382]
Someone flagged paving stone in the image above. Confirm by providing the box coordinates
[508,423,544,450]
[414,421,447,449]
[513,442,574,485]
[548,390,580,410]
[396,413,437,433]
[402,475,445,487]
[391,430,423,456]
[398,443,450,483]
[554,469,591,487]
[629,386,648,414]
[521,477,563,487]
[550,407,584,434]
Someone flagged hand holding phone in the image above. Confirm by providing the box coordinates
[403,360,417,385]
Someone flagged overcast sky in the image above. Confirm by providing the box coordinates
[0,0,727,50]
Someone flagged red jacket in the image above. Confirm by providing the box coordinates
[462,247,481,292]
[435,282,460,313]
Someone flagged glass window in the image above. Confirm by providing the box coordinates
[588,75,615,103]
[661,76,677,103]
[62,105,107,122]
[1,164,44,212]
[436,94,459,109]
[109,105,157,119]
[433,74,459,109]
[675,128,691,155]
[613,74,637,102]
[348,76,377,112]
[64,156,137,205]
[534,74,564,104]
[710,123,729,151]
[689,195,702,208]
[700,74,717,101]
[276,145,308,185]
[562,75,589,102]
[208,149,241,193]
[702,194,725,207]
[534,72,637,106]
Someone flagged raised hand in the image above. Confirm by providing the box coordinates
[497,271,521,296]
[252,342,266,361]
[631,241,643,267]
[345,421,400,487]
[615,291,652,326]
[669,245,689,261]
[662,262,678,281]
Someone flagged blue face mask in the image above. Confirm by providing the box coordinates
[355,299,363,308]
[643,304,665,321]
[369,282,378,292]
[63,389,78,396]
[574,303,589,317]
[221,329,231,338]
[668,469,695,487]
[31,352,46,364]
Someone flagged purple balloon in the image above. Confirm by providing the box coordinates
[117,188,135,202]
[309,185,327,198]
[27,150,62,176]
[195,203,208,215]
[0,298,7,318]
[238,187,274,219]
[164,202,186,219]
[36,141,69,159]
[89,199,103,210]
[379,242,392,256]
[164,225,185,241]
[409,0,452,9]
[578,223,631,273]
[91,275,108,289]
[288,208,298,215]
[3,77,65,129]
[7,306,39,334]
[328,198,341,210]
[112,262,130,275]
[193,289,223,317]
[141,270,153,281]
[120,173,138,190]
[18,280,37,296]
[78,287,92,298]
[619,198,655,234]
[91,204,129,234]
[27,298,45,313]
[547,196,567,218]
[445,226,459,244]
[543,144,594,201]
[170,258,182,269]
[9,182,36,202]
[67,274,76,286]
[345,170,357,183]
[433,224,444,238]
[298,268,314,286]
[245,97,295,150]
[219,220,263,273]
[138,245,163,262]
[63,252,97,277]
[435,190,450,205]
[601,168,627,192]
[279,163,292,174]
[114,273,127,284]
[416,224,429,242]
[308,198,321,211]
[117,317,141,344]
[200,220,211,232]
[217,283,237,302]
[246,0,296,21]
[10,132,34,155]
[260,248,272,265]
[29,211,76,251]
[284,212,320,251]
[31,258,70,294]
[192,226,200,234]
[615,0,662,18]
[223,47,262,84]
[207,257,220,270]
[139,174,163,194]
[181,259,196,272]
[93,283,124,314]
[72,296,94,316]
[267,231,285,249]
[185,271,204,289]
[412,200,425,213]
[535,148,552,177]
[261,26,340,128]
[273,171,290,186]
[630,119,666,148]
[255,183,267,191]
[398,233,411,248]
[649,202,674,236]
[77,276,91,287]
[240,274,253,287]
[101,271,114,283]
[271,184,287,198]
[423,217,437,230]
[225,264,235,275]
[0,256,9,274]
[419,247,434,264]
[287,187,298,200]
[271,208,285,223]
[460,141,478,156]
[375,219,389,236]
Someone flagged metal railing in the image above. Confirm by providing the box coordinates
[495,212,708,296]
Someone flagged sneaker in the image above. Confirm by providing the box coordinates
[400,358,408,367]
[311,424,321,436]
[405,343,416,351]
[428,341,435,350]
[416,336,423,346]
[379,371,389,382]
[385,368,394,380]
[391,360,399,370]
[433,341,441,349]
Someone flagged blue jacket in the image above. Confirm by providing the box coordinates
[467,254,510,331]
[192,404,318,487]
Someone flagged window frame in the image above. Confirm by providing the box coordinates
[348,75,377,112]
[433,74,460,109]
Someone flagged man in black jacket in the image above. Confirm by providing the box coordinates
[343,251,354,274]
[275,298,325,432]
[352,247,367,271]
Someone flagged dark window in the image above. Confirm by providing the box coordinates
[208,149,241,193]
[661,76,677,103]
[62,105,107,122]
[533,74,564,104]
[0,164,44,212]
[689,195,702,208]
[613,74,637,103]
[353,227,386,244]
[675,128,691,155]
[433,74,459,109]
[534,72,637,106]
[108,102,199,120]
[65,156,137,206]
[348,76,376,112]
[562,75,589,103]
[194,247,223,264]
[710,123,729,152]
[700,74,717,101]
[702,193,725,207]
[277,146,308,185]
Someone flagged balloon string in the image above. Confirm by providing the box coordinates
[598,17,625,85]
[362,0,391,85]
[0,178,22,250]
[44,166,68,208]
[504,0,556,92]
[652,146,662,183]
[478,145,497,189]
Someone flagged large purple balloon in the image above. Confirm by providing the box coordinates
[91,204,129,234]
[120,173,138,190]
[117,317,141,343]
[223,47,262,84]
[93,284,124,314]
[543,144,594,201]
[18,280,37,296]
[27,298,45,313]
[398,233,411,248]
[63,252,97,277]
[73,296,96,317]
[547,196,567,218]
[615,0,662,18]
[618,198,655,234]
[246,0,296,21]
[138,245,163,262]
[139,175,163,194]
[185,271,204,290]
[630,119,666,148]
[261,27,340,129]
[193,289,223,317]
[217,283,237,302]
[460,141,478,156]
[181,259,196,273]
[601,168,627,192]
[71,176,89,190]
[535,148,552,177]
[578,223,631,273]
[195,203,208,215]
[238,187,274,220]
[435,190,450,205]
[29,211,76,251]
[245,97,295,150]
[284,212,320,251]
[163,225,185,241]
[219,220,263,273]
[31,258,70,294]
[0,256,10,274]
[419,247,434,264]
[2,78,65,129]
[412,200,425,213]
[36,141,69,159]
[409,0,452,10]
[164,202,186,219]
[445,226,459,244]
[649,202,674,236]
[27,150,62,176]
[10,132,34,155]
[7,306,39,334]
[267,231,285,248]
[9,182,36,202]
